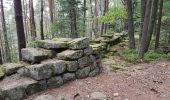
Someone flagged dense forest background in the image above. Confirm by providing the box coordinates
[0,0,170,63]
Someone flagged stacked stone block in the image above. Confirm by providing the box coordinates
[0,37,102,100]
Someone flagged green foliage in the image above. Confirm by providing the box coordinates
[97,7,126,23]
[121,49,139,63]
[121,49,168,64]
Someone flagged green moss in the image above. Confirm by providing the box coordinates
[0,68,5,79]
[121,49,168,64]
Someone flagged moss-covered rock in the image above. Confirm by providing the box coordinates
[2,63,24,76]
[57,50,83,60]
[69,37,90,50]
[76,67,90,79]
[37,40,68,49]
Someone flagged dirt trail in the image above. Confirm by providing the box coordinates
[26,57,170,100]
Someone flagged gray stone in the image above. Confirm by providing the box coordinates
[66,61,78,72]
[91,92,107,100]
[21,48,56,63]
[89,55,96,63]
[25,80,47,95]
[76,67,90,79]
[78,56,91,68]
[89,62,98,71]
[2,63,24,76]
[24,63,53,80]
[84,46,93,55]
[34,95,56,100]
[47,76,63,88]
[69,37,90,50]
[52,38,72,42]
[57,50,83,60]
[37,40,68,49]
[63,73,75,83]
[0,75,39,100]
[89,67,100,77]
[52,60,66,75]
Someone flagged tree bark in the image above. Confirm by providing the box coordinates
[0,0,11,62]
[83,0,86,34]
[139,0,147,41]
[145,0,159,52]
[155,0,163,49]
[126,0,135,49]
[29,0,36,40]
[138,0,152,59]
[40,0,44,40]
[48,0,54,24]
[14,0,26,60]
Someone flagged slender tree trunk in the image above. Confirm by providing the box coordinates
[69,0,78,38]
[145,0,159,52]
[40,0,44,40]
[139,0,147,41]
[48,0,54,24]
[155,0,163,49]
[0,0,11,62]
[101,0,107,35]
[83,0,86,34]
[94,0,99,36]
[14,0,26,60]
[138,0,152,59]
[29,0,36,40]
[126,0,135,49]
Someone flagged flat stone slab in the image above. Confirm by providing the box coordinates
[37,40,68,49]
[24,63,53,80]
[52,38,72,42]
[1,63,24,76]
[21,48,56,63]
[69,37,90,50]
[57,50,83,60]
[0,74,45,100]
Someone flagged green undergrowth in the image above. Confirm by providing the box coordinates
[121,49,169,64]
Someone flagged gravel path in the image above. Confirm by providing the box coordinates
[25,58,170,100]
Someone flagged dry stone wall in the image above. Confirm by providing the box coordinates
[0,37,102,100]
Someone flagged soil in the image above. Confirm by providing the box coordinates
[25,54,170,100]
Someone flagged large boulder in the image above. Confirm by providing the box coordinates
[63,73,75,83]
[47,76,63,88]
[37,40,68,50]
[66,61,78,72]
[69,37,90,50]
[75,67,90,79]
[57,50,83,60]
[0,75,41,100]
[52,60,66,75]
[21,48,56,63]
[78,56,91,68]
[2,63,24,76]
[24,63,53,80]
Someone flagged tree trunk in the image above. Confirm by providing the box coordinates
[94,0,99,36]
[69,0,78,38]
[29,0,36,40]
[138,0,152,59]
[139,0,147,41]
[126,0,135,49]
[101,0,108,35]
[40,0,44,40]
[155,0,163,49]
[83,0,86,34]
[145,0,159,52]
[0,0,11,62]
[14,0,26,60]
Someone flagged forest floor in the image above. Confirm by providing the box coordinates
[26,43,170,100]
